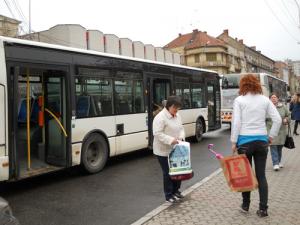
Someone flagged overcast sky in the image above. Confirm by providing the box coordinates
[1,0,300,60]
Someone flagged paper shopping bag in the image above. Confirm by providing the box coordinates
[220,154,258,192]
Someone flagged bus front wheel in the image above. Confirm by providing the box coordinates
[193,119,204,143]
[81,134,108,174]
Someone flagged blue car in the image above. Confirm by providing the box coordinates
[0,197,19,225]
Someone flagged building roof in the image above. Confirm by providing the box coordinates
[0,14,21,24]
[164,29,226,50]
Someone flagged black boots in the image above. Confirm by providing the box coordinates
[256,209,268,217]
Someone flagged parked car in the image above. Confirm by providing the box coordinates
[0,197,19,225]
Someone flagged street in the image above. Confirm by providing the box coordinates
[0,125,232,225]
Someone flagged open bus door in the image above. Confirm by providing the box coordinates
[206,78,221,131]
[146,74,172,148]
[8,65,70,179]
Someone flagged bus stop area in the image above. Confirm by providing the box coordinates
[133,136,300,225]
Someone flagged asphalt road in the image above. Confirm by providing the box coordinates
[0,125,232,225]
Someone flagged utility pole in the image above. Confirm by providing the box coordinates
[29,0,31,37]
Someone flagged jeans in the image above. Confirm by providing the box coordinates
[270,145,283,166]
[157,155,181,200]
[238,141,269,210]
[294,120,300,134]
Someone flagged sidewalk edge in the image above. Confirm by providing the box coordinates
[130,168,222,225]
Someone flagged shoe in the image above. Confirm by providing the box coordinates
[279,163,284,168]
[240,204,249,212]
[256,209,268,217]
[173,192,184,199]
[294,132,299,136]
[273,165,280,171]
[166,197,177,203]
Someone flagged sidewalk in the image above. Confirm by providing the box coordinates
[133,137,300,225]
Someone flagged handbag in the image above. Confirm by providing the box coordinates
[284,123,295,149]
[219,154,258,192]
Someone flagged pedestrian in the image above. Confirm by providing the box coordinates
[153,95,185,203]
[267,93,290,171]
[289,93,300,135]
[231,74,281,217]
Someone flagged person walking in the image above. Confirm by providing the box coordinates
[153,96,185,203]
[289,93,300,135]
[267,93,290,171]
[231,74,281,217]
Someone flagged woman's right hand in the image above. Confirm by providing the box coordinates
[171,139,179,145]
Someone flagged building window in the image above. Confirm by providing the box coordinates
[206,53,217,62]
[194,54,200,63]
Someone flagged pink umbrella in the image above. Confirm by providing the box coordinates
[208,144,224,159]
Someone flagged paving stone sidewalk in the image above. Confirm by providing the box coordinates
[135,137,300,225]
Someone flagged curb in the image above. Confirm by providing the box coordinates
[130,168,223,225]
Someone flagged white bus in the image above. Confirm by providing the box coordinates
[221,73,288,124]
[0,36,221,181]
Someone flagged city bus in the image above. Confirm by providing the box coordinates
[221,73,288,124]
[0,36,221,181]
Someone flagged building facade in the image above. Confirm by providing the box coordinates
[244,45,274,74]
[286,59,300,94]
[165,29,276,75]
[164,29,229,74]
[292,60,300,77]
[0,15,20,37]
[217,29,246,73]
[20,24,181,64]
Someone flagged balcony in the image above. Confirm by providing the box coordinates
[194,61,229,68]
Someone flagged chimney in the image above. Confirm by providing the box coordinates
[203,31,207,34]
[178,33,182,37]
[193,29,198,33]
[239,39,243,44]
[250,46,256,51]
[235,37,238,41]
[257,50,261,54]
[223,29,229,36]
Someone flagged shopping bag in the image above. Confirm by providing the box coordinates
[284,123,295,149]
[168,141,193,181]
[220,154,258,192]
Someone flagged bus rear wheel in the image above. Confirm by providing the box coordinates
[81,134,108,174]
[193,119,204,143]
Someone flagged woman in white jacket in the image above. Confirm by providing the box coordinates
[231,74,281,217]
[153,96,185,203]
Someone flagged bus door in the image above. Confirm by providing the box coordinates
[44,73,68,167]
[146,75,172,147]
[11,65,69,179]
[206,79,221,131]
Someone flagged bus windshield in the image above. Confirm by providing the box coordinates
[222,88,239,109]
[222,74,260,89]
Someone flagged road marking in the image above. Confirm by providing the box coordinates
[130,168,222,225]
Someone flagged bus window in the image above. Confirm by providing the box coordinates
[76,68,113,117]
[191,83,205,108]
[114,80,133,114]
[75,77,113,117]
[133,80,144,113]
[175,82,191,109]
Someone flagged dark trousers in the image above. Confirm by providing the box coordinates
[238,141,269,210]
[294,120,300,134]
[157,155,181,200]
